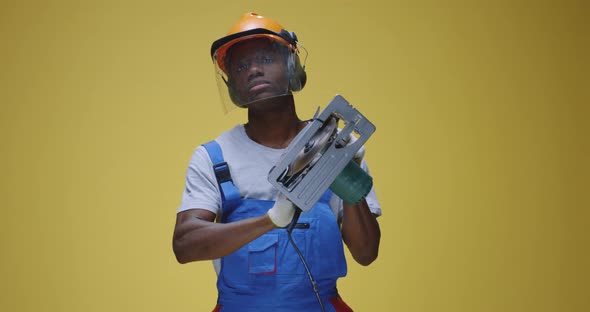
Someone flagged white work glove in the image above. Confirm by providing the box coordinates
[340,132,365,164]
[267,192,295,227]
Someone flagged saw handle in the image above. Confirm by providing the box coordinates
[285,206,302,233]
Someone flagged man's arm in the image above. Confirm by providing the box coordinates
[340,199,381,266]
[172,209,275,264]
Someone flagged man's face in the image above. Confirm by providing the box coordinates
[227,39,290,105]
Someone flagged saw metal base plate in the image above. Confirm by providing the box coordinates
[268,95,376,211]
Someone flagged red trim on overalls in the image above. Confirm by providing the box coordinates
[330,296,354,312]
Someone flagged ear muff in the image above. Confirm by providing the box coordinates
[288,53,307,92]
[280,30,306,92]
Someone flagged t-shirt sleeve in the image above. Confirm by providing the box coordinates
[177,146,221,215]
[329,158,382,222]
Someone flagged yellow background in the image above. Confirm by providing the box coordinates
[1,0,587,311]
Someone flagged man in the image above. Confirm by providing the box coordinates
[173,13,381,312]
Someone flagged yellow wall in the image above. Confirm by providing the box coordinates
[1,1,587,311]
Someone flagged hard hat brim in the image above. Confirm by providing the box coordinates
[211,28,295,59]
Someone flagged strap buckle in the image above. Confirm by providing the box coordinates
[213,162,232,183]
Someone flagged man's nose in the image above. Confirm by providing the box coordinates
[247,62,264,79]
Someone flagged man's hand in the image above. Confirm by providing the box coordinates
[267,192,295,227]
[340,132,365,164]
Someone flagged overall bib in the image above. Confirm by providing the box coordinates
[203,141,351,312]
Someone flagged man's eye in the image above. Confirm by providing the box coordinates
[236,63,249,72]
[262,57,274,64]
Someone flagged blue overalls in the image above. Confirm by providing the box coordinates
[203,141,349,312]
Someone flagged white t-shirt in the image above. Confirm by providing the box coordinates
[178,125,381,220]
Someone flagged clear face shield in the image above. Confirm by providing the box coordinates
[212,36,307,113]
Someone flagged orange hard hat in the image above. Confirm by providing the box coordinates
[210,13,299,73]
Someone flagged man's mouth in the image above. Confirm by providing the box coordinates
[249,80,271,93]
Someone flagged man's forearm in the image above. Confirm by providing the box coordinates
[341,199,381,266]
[173,214,275,263]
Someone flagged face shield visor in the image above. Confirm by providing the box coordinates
[212,34,307,114]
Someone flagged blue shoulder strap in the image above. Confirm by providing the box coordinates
[202,141,241,213]
[318,188,333,204]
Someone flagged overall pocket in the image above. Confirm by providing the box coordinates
[248,233,279,274]
[221,233,279,288]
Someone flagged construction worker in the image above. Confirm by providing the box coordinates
[173,13,381,311]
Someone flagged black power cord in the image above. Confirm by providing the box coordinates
[285,207,326,312]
